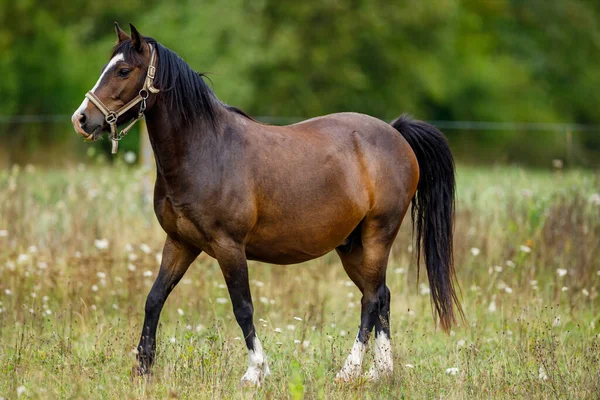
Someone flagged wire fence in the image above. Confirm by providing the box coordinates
[1,115,599,168]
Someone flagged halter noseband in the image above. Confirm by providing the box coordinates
[85,43,160,154]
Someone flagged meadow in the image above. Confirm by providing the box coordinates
[0,163,598,399]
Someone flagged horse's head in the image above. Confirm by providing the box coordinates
[72,23,157,142]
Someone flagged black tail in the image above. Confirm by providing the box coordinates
[391,114,464,333]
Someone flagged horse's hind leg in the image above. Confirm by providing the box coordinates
[335,216,399,382]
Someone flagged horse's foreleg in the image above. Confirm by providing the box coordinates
[215,241,269,386]
[134,236,199,375]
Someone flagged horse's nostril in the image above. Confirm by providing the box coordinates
[79,113,87,126]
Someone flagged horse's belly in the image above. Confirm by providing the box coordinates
[244,210,363,265]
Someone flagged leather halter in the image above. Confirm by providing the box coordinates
[85,44,160,154]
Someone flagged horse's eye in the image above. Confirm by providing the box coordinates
[118,68,131,78]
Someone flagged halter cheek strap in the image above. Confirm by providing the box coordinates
[85,43,160,154]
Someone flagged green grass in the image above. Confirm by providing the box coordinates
[0,164,599,399]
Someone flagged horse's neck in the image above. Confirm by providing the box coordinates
[145,102,226,180]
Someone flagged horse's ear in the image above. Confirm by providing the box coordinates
[129,23,144,52]
[114,22,129,43]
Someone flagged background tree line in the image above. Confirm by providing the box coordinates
[1,0,599,166]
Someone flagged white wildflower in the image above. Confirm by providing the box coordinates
[470,247,480,256]
[17,254,30,264]
[294,316,303,321]
[394,267,406,274]
[215,297,228,304]
[589,193,600,206]
[445,367,459,376]
[561,286,568,292]
[419,283,431,295]
[505,287,513,294]
[143,270,153,277]
[405,364,415,369]
[91,285,98,292]
[96,271,106,279]
[127,263,136,272]
[493,265,503,272]
[286,324,295,331]
[488,296,497,313]
[27,245,37,253]
[196,324,204,332]
[4,289,12,296]
[519,245,531,253]
[124,151,137,164]
[169,337,176,344]
[457,339,466,347]
[552,159,563,169]
[556,268,567,277]
[259,296,269,304]
[302,340,310,349]
[505,260,516,268]
[140,243,151,254]
[177,308,184,316]
[582,289,589,297]
[538,367,548,381]
[274,327,282,333]
[552,316,561,327]
[294,339,301,344]
[94,238,109,250]
[17,386,26,396]
[0,229,8,237]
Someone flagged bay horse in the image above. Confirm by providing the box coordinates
[72,23,463,385]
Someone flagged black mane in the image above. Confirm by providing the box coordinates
[111,37,220,128]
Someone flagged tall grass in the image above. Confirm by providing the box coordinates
[0,164,599,399]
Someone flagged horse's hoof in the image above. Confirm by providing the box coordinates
[130,365,151,379]
[239,366,266,387]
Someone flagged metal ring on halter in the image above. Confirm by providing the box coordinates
[139,89,149,99]
[105,112,118,124]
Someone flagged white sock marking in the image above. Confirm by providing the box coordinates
[367,331,393,380]
[240,336,270,386]
[336,334,366,381]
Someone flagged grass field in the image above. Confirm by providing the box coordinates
[0,164,599,399]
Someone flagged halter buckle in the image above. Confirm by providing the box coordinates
[105,112,118,125]
[147,65,156,79]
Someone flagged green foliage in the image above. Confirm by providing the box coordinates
[1,0,599,165]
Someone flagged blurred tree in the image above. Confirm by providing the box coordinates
[0,0,598,166]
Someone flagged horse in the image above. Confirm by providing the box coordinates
[71,23,463,385]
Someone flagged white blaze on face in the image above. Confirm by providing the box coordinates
[71,53,125,131]
[335,335,367,382]
[240,336,270,386]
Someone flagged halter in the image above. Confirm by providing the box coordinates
[85,44,160,154]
